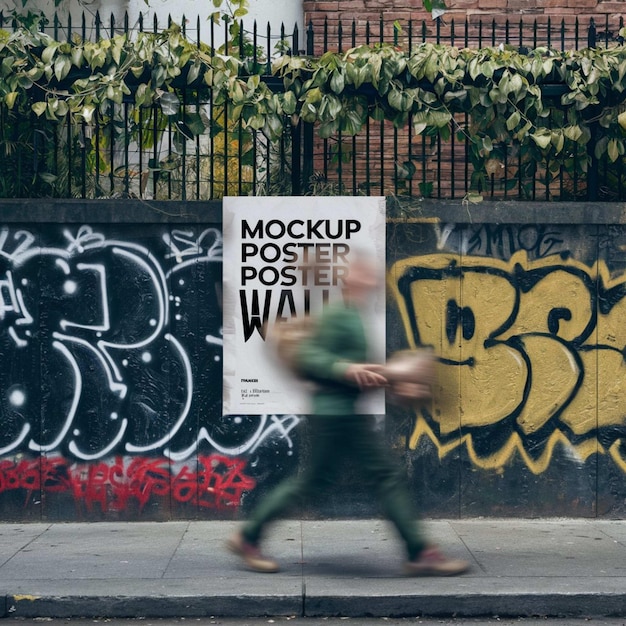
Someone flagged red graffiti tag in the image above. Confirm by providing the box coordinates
[0,455,256,513]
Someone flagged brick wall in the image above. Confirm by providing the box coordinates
[303,0,624,26]
[303,0,624,52]
[300,1,622,199]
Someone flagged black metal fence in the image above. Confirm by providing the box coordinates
[1,11,624,201]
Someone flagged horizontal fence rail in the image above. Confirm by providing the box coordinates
[0,12,624,201]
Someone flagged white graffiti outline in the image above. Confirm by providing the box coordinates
[165,414,300,461]
[0,229,37,265]
[59,263,110,333]
[68,417,129,461]
[51,331,128,398]
[0,225,299,463]
[163,228,223,270]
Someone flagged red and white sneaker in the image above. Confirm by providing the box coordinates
[226,532,280,573]
[404,545,470,576]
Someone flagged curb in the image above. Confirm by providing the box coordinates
[6,592,626,619]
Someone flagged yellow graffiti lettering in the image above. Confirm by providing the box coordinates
[390,251,626,474]
[389,254,525,434]
[514,334,580,434]
[409,416,601,475]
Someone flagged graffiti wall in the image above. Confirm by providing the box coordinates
[387,218,626,518]
[0,203,624,520]
[0,218,299,520]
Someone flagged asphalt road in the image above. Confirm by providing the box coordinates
[0,618,624,626]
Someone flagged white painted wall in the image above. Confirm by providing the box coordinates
[4,0,304,53]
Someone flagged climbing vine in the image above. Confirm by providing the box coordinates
[1,16,626,196]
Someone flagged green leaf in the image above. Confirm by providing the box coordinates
[81,103,95,123]
[184,111,207,136]
[281,90,297,115]
[300,103,317,123]
[564,125,583,142]
[41,43,60,64]
[304,87,322,105]
[551,130,564,154]
[263,113,284,139]
[39,172,57,184]
[608,138,622,162]
[466,192,483,204]
[54,55,71,81]
[32,101,47,117]
[318,119,339,138]
[4,91,17,109]
[424,53,439,83]
[341,107,366,134]
[70,47,83,67]
[330,71,345,94]
[187,61,201,84]
[318,93,342,121]
[531,131,551,150]
[506,110,521,131]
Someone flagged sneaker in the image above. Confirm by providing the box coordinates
[226,531,280,573]
[404,545,470,576]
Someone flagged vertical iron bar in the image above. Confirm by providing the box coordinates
[182,88,188,201]
[195,15,201,200]
[138,106,144,198]
[450,120,456,199]
[324,16,328,50]
[223,18,229,197]
[293,21,299,54]
[109,101,115,195]
[547,17,551,49]
[209,16,215,199]
[335,19,344,193]
[301,22,315,194]
[236,20,245,197]
[251,20,258,196]
[123,102,130,196]
[292,121,302,196]
[152,103,158,198]
[393,125,399,196]
[464,113,469,195]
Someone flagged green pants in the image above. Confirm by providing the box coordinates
[242,415,427,560]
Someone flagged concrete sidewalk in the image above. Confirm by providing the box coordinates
[0,519,625,619]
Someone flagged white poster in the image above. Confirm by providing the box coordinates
[223,196,386,415]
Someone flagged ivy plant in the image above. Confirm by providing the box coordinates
[1,17,626,197]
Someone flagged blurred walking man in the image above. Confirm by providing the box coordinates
[228,252,469,577]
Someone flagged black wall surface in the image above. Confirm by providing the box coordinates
[0,198,623,521]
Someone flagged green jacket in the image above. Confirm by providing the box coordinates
[296,300,368,415]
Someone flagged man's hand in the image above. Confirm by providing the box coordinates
[344,363,388,389]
